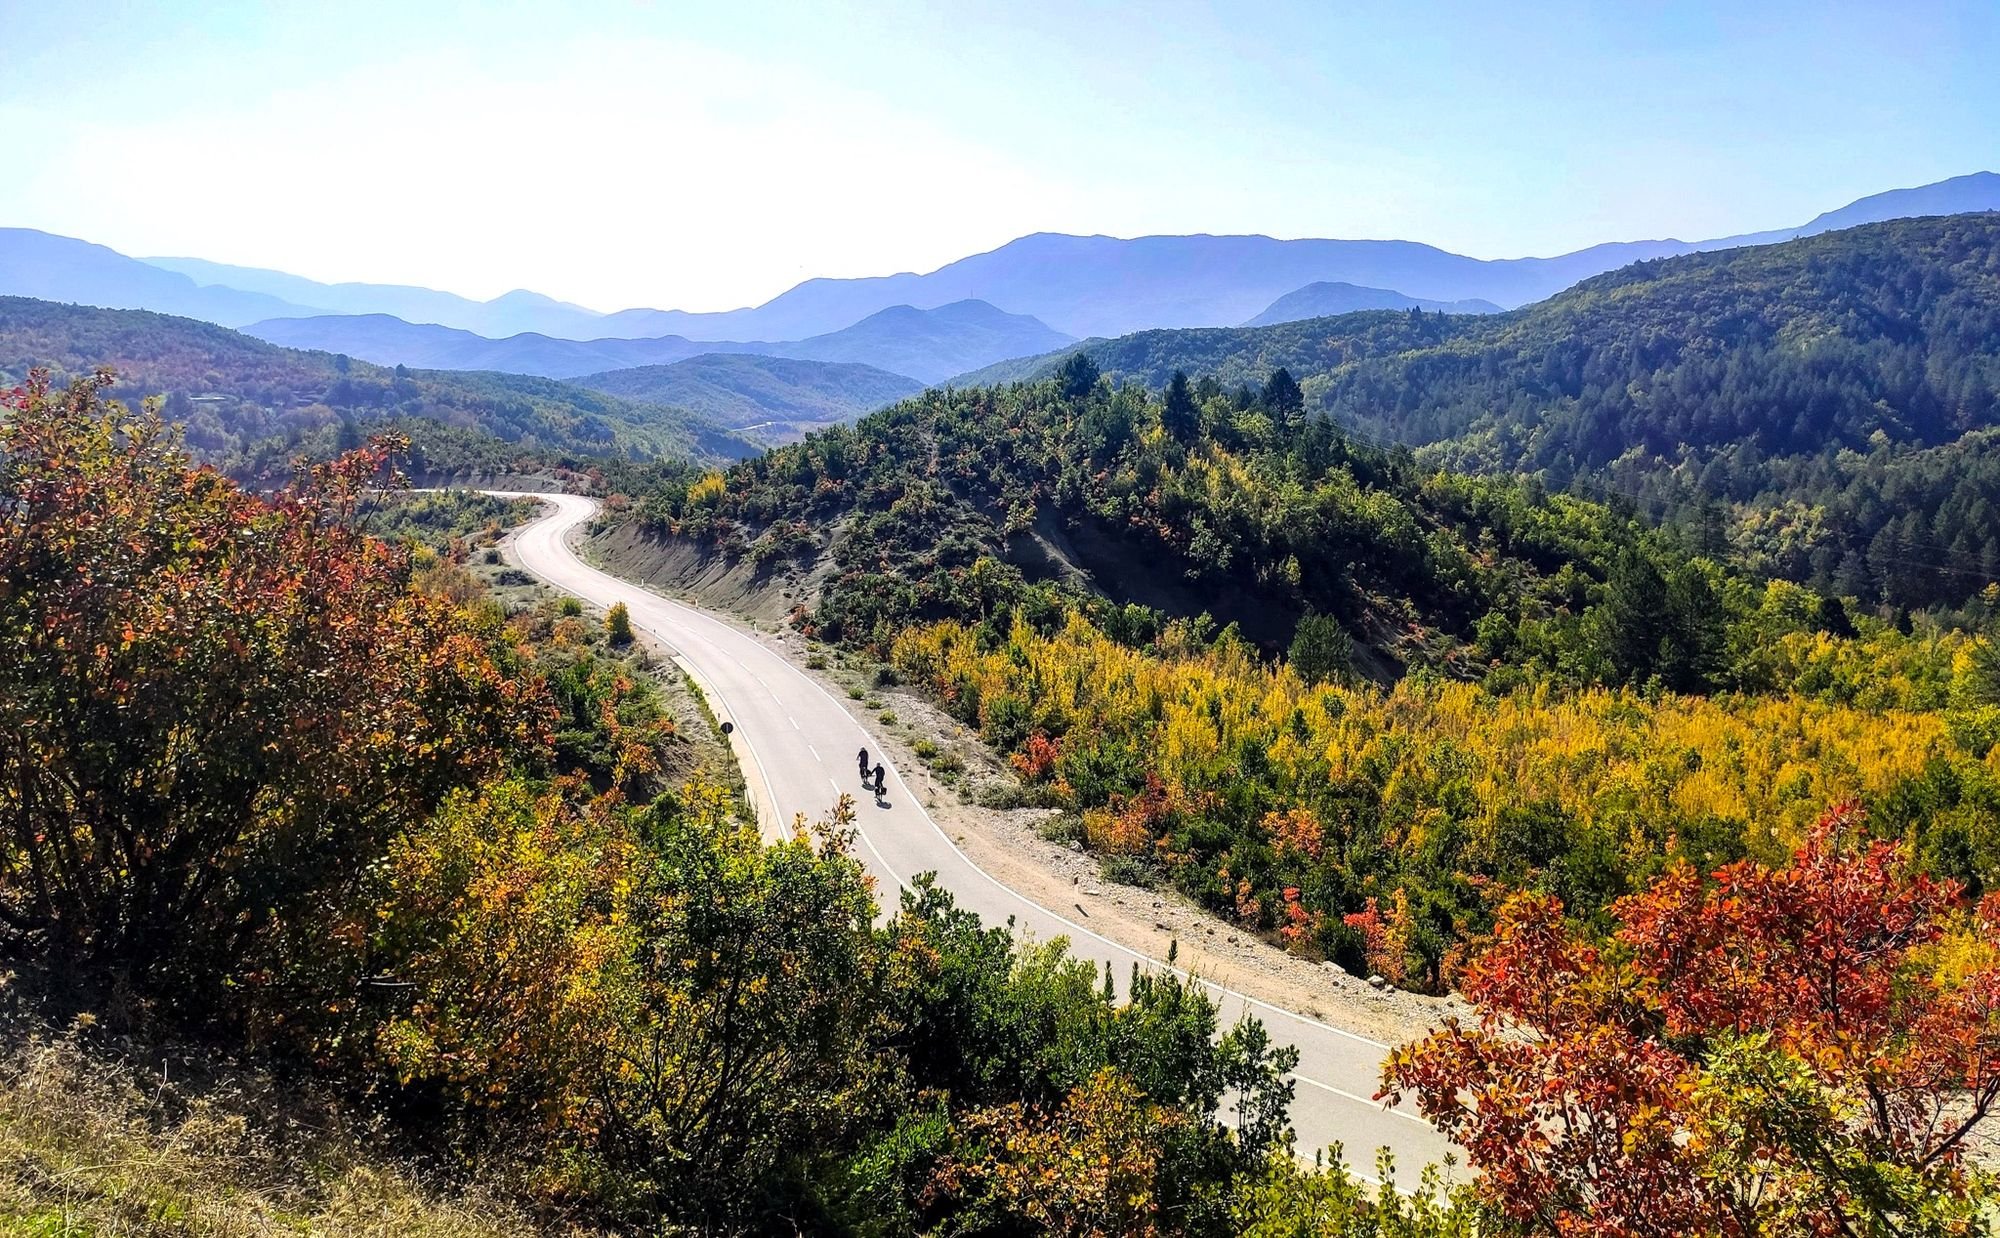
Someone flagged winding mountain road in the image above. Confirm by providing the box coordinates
[500,491,1454,1176]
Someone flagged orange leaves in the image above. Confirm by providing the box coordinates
[1080,775,1171,856]
[931,1068,1176,1238]
[0,368,549,1011]
[1233,877,1261,927]
[1454,891,1614,1035]
[1385,808,2000,1233]
[1264,806,1324,861]
[1615,802,1956,1056]
[1011,732,1062,781]
[1276,886,1320,953]
[1342,892,1419,986]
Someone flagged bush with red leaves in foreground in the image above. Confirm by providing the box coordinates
[0,368,549,1019]
[1384,801,2000,1236]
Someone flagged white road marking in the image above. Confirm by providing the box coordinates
[1291,1073,1431,1126]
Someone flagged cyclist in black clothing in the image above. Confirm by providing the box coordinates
[857,747,870,784]
[872,763,886,798]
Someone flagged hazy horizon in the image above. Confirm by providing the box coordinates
[6,0,1996,312]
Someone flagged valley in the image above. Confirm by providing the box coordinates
[4,77,1999,1227]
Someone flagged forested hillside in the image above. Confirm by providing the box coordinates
[0,370,1501,1234]
[1004,215,2000,610]
[628,361,2000,989]
[1244,281,1502,325]
[576,352,922,440]
[0,296,751,470]
[637,357,1794,683]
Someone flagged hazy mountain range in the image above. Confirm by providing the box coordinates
[5,174,1991,345]
[144,255,607,338]
[139,171,2000,339]
[0,229,322,327]
[4,171,1996,434]
[242,298,1072,385]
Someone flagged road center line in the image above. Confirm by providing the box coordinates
[1290,1073,1432,1126]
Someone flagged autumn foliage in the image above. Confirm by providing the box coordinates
[1383,803,2000,1235]
[928,1068,1184,1236]
[0,369,546,1010]
[3,369,1442,1232]
[893,610,1989,991]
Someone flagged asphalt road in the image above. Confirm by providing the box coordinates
[500,491,1454,1177]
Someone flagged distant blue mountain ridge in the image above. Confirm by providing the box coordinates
[240,298,1074,386]
[3,170,1995,357]
[146,171,2000,340]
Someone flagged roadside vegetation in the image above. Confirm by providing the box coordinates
[0,369,1487,1233]
[616,260,2000,1227]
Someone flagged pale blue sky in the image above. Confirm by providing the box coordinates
[3,0,1994,310]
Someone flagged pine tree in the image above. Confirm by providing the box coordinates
[1161,370,1200,444]
[1287,612,1351,685]
[1055,353,1101,400]
[1261,367,1305,432]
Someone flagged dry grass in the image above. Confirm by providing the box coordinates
[0,987,597,1237]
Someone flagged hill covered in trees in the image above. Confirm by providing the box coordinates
[1244,281,1502,325]
[983,215,2000,610]
[635,357,1816,689]
[0,296,752,471]
[625,360,2000,999]
[575,352,922,441]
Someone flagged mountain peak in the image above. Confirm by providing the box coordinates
[485,288,602,315]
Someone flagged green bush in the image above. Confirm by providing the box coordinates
[606,601,635,646]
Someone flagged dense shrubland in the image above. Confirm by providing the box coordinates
[628,358,2000,999]
[0,370,1487,1233]
[628,348,2000,1228]
[895,608,2000,990]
